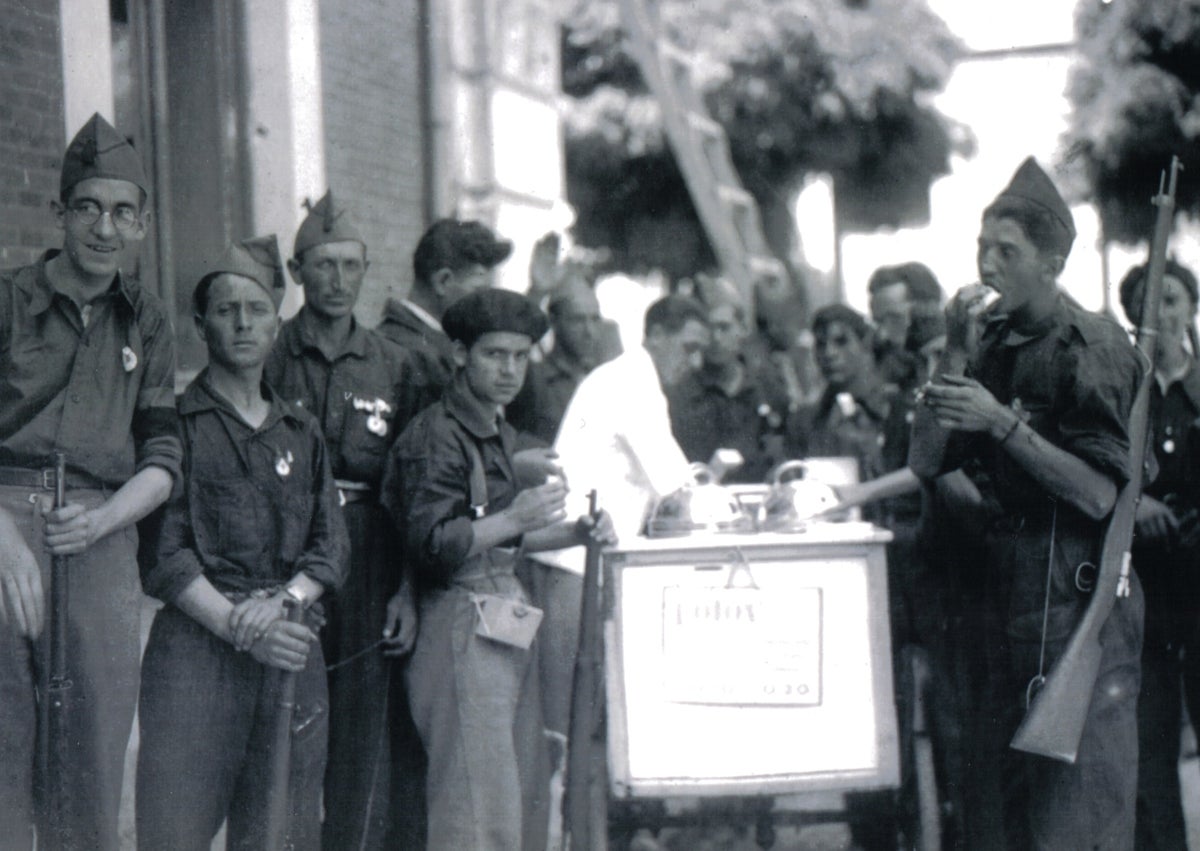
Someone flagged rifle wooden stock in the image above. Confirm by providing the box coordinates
[263,598,304,850]
[42,451,74,849]
[564,490,608,851]
[1011,157,1182,762]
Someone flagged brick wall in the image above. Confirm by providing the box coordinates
[0,3,64,269]
[319,0,426,326]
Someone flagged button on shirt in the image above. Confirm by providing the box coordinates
[381,376,521,590]
[143,372,348,603]
[538,345,692,574]
[0,251,182,485]
[263,310,436,486]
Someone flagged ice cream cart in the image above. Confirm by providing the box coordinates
[572,510,942,850]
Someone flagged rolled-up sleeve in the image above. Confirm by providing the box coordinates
[143,489,206,604]
[1058,339,1140,486]
[296,426,350,592]
[132,305,184,485]
[382,414,475,586]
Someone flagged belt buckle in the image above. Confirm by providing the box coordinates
[41,468,56,490]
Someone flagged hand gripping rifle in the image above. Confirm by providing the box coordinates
[41,452,73,849]
[1010,157,1183,762]
[263,598,304,850]
[564,490,608,851]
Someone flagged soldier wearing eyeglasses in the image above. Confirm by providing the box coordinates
[0,114,182,850]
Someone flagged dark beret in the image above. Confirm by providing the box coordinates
[443,288,549,347]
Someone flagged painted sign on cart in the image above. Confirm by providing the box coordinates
[661,586,822,705]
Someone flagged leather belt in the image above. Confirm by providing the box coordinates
[0,465,104,491]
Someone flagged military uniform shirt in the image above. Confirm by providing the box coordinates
[381,376,520,590]
[377,298,457,393]
[0,251,182,485]
[144,371,348,603]
[263,310,435,486]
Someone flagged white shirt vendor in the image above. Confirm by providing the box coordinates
[534,297,711,574]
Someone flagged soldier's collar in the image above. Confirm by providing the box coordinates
[445,375,502,439]
[181,369,303,428]
[287,308,370,360]
[27,249,138,316]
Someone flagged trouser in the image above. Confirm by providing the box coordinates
[321,502,425,851]
[521,559,583,737]
[0,485,140,851]
[136,605,329,851]
[1134,629,1186,850]
[975,577,1144,851]
[405,563,549,851]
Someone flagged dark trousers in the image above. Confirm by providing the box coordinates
[136,606,329,851]
[321,502,425,851]
[977,580,1144,851]
[0,486,140,851]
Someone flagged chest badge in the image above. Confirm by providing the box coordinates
[353,396,393,436]
[121,346,138,372]
[276,449,294,479]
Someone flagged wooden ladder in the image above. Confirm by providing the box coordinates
[618,0,788,317]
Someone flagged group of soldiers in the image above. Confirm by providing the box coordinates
[1,110,1197,851]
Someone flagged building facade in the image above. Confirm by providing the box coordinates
[1,0,568,375]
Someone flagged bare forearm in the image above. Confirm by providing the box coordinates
[994,415,1118,520]
[466,512,525,558]
[909,348,969,479]
[523,520,583,552]
[90,466,173,542]
[172,576,236,644]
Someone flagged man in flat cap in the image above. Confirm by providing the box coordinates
[263,191,433,850]
[911,157,1144,848]
[136,235,348,850]
[381,288,613,851]
[378,218,514,393]
[0,112,182,850]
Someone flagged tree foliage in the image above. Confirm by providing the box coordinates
[1063,0,1200,244]
[559,0,965,277]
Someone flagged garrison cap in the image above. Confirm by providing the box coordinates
[990,157,1076,254]
[293,190,365,258]
[443,288,548,348]
[60,113,148,198]
[194,234,287,314]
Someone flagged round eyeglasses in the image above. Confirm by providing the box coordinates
[67,200,141,233]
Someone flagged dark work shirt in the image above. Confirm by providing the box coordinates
[789,380,916,527]
[0,251,182,486]
[144,371,348,603]
[667,362,788,483]
[1144,362,1200,502]
[942,294,1140,624]
[381,375,521,590]
[377,299,456,394]
[506,347,591,446]
[263,309,435,486]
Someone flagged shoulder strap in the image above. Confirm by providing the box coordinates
[463,436,489,518]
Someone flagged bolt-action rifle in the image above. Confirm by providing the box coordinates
[40,452,73,849]
[564,490,608,851]
[1010,157,1183,762]
[263,598,303,849]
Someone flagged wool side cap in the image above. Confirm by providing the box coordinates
[60,113,149,198]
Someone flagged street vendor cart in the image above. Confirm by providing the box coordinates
[566,479,942,851]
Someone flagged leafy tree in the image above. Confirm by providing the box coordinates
[560,0,965,282]
[1062,0,1200,244]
